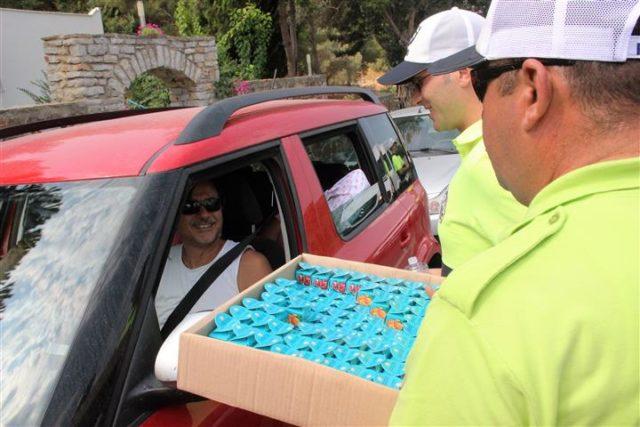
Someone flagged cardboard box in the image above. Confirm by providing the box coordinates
[178,253,442,426]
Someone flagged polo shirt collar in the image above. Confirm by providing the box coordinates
[451,120,483,158]
[523,157,640,223]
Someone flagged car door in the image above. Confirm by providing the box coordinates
[281,118,433,268]
[113,144,301,427]
[358,113,438,266]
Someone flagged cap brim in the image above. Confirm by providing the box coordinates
[378,61,429,85]
[426,46,486,75]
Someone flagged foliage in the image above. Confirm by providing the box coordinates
[18,71,51,104]
[326,0,490,65]
[200,0,247,36]
[219,4,272,79]
[315,29,362,85]
[125,73,171,109]
[214,44,239,99]
[136,22,163,36]
[90,0,138,33]
[175,0,203,36]
[216,4,272,98]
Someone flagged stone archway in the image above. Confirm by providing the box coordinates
[43,34,218,109]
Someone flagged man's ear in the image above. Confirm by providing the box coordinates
[457,68,473,88]
[520,59,553,131]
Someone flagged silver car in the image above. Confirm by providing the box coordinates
[391,106,460,235]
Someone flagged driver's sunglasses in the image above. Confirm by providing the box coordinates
[181,197,222,215]
[470,59,576,102]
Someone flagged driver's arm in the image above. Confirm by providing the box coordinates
[236,249,273,291]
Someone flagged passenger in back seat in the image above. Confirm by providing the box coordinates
[155,180,272,328]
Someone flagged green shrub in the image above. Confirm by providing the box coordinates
[175,0,204,36]
[126,73,171,109]
[216,4,272,98]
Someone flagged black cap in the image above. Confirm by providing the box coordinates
[377,61,430,85]
[426,46,486,75]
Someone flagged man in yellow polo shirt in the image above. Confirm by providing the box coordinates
[379,7,526,275]
[391,1,640,425]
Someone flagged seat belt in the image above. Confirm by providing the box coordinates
[160,231,255,338]
[160,210,275,338]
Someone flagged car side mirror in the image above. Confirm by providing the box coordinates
[113,311,209,425]
[155,312,210,383]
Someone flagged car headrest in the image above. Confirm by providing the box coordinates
[217,169,263,240]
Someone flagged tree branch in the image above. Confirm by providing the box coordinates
[382,7,407,46]
[407,9,416,38]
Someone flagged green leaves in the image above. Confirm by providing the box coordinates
[18,71,51,104]
[175,0,203,36]
[126,73,171,109]
[216,4,272,97]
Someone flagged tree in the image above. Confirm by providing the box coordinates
[218,4,272,80]
[215,4,272,97]
[326,0,490,65]
[298,0,325,74]
[277,0,298,76]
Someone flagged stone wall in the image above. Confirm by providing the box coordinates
[1,70,409,130]
[43,33,218,108]
[244,75,326,92]
[0,100,107,129]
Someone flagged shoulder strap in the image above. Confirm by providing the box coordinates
[160,232,255,338]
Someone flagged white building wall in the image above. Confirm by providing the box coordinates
[0,7,104,108]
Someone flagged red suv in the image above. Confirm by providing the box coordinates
[0,87,439,426]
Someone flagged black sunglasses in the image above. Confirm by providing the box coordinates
[406,73,429,94]
[471,59,576,102]
[181,196,222,215]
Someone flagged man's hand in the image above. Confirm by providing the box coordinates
[424,269,442,298]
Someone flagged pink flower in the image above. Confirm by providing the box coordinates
[233,80,251,95]
[136,23,164,36]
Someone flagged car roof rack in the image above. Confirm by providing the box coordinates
[0,107,185,141]
[175,86,381,145]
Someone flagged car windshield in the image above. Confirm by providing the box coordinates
[393,114,459,155]
[0,178,140,426]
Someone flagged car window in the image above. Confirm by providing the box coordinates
[393,114,459,154]
[154,161,287,332]
[358,113,416,195]
[303,127,383,237]
[0,179,140,426]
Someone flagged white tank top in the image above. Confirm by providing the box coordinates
[155,240,247,328]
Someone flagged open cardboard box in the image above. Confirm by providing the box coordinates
[178,253,442,426]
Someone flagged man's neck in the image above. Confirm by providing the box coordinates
[523,123,640,205]
[458,100,482,132]
[181,239,226,269]
[551,124,640,183]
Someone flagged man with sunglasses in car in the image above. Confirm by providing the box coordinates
[155,180,272,328]
[391,1,640,425]
[379,7,525,276]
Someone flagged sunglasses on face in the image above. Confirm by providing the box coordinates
[406,73,429,95]
[181,197,222,215]
[470,59,576,102]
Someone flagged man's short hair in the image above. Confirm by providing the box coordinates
[496,60,640,129]
[562,61,640,127]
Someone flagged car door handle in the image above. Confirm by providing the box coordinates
[399,230,411,248]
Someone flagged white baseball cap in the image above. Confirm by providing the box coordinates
[428,0,640,75]
[378,7,485,85]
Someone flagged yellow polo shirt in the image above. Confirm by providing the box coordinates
[438,120,526,269]
[391,157,640,425]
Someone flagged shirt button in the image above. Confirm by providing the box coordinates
[549,213,560,224]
